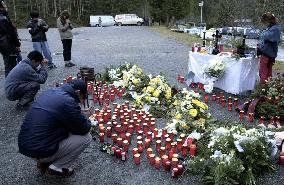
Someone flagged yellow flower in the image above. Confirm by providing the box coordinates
[153,90,161,98]
[181,123,189,129]
[175,113,182,120]
[173,100,179,106]
[165,92,171,99]
[132,78,139,86]
[146,86,155,93]
[145,96,151,103]
[196,118,206,125]
[189,109,198,117]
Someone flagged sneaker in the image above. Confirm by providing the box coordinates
[46,167,74,177]
[37,162,52,174]
[69,62,76,66]
[65,63,74,67]
[47,64,57,69]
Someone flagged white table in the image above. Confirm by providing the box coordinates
[187,52,259,94]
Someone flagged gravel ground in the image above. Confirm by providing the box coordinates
[0,26,283,185]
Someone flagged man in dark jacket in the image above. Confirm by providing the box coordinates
[18,79,92,177]
[5,50,48,110]
[0,0,21,77]
[27,9,56,69]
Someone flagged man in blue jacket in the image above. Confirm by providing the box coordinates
[18,79,92,177]
[5,50,48,110]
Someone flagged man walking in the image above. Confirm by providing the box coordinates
[18,79,92,176]
[5,50,48,110]
[27,9,56,69]
[0,0,21,77]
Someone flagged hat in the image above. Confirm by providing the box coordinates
[69,79,87,95]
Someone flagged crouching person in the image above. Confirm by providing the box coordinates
[18,79,92,177]
[5,50,48,110]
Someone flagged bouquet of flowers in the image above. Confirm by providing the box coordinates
[133,75,172,117]
[204,59,226,79]
[166,88,211,134]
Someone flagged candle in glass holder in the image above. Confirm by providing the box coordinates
[182,144,188,157]
[221,99,226,108]
[159,147,166,157]
[147,132,153,140]
[99,133,105,143]
[180,133,186,143]
[228,103,233,111]
[177,164,184,175]
[123,140,129,152]
[216,96,220,104]
[190,144,197,157]
[126,133,131,144]
[132,148,139,156]
[177,139,183,151]
[275,116,281,127]
[128,125,134,134]
[137,136,143,142]
[162,155,169,166]
[149,154,155,165]
[111,146,116,156]
[121,152,127,161]
[112,133,117,143]
[204,94,209,103]
[134,154,141,165]
[233,98,239,106]
[164,161,171,171]
[117,137,123,147]
[279,156,284,165]
[270,117,275,125]
[155,157,161,169]
[212,94,216,101]
[138,130,144,137]
[106,126,112,137]
[168,149,174,160]
[171,142,177,153]
[137,141,144,153]
[99,126,105,134]
[248,113,254,123]
[116,148,122,158]
[153,128,158,138]
[166,138,172,150]
[239,110,244,122]
[145,138,151,148]
[156,140,162,151]
[162,129,167,138]
[171,158,179,168]
[147,148,153,158]
[172,168,179,178]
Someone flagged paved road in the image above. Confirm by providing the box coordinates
[0,27,283,185]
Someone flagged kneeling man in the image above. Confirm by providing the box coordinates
[18,79,92,177]
[5,50,48,109]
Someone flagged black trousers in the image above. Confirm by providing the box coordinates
[61,39,72,61]
[2,54,17,77]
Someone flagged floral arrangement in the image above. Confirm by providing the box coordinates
[187,124,277,185]
[133,75,172,117]
[166,88,211,134]
[251,75,284,123]
[204,59,226,79]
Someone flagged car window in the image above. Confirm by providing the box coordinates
[126,15,131,19]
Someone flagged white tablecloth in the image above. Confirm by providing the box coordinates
[188,52,259,94]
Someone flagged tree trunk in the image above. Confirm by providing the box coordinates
[13,0,16,22]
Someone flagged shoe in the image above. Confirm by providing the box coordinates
[69,62,76,66]
[37,162,52,174]
[46,167,74,177]
[65,63,74,67]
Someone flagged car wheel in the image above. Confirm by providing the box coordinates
[118,22,122,26]
[137,22,142,26]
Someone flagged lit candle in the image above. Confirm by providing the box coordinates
[155,157,161,169]
[182,144,188,157]
[99,133,104,143]
[279,156,284,165]
[146,148,153,158]
[204,94,209,103]
[168,149,174,160]
[134,154,141,165]
[128,125,134,134]
[221,99,226,108]
[115,148,122,158]
[233,98,239,107]
[137,136,143,142]
[239,110,244,122]
[99,126,105,134]
[187,137,193,145]
[137,141,144,153]
[190,144,197,157]
[126,133,131,144]
[248,113,254,123]
[159,147,166,157]
[177,164,184,175]
[132,148,139,156]
[145,139,151,148]
[121,152,126,161]
[171,158,178,168]
[149,154,155,165]
[165,161,171,171]
[161,155,169,166]
[166,138,172,150]
[228,103,233,111]
[180,133,186,143]
[177,139,183,151]
[171,142,177,153]
[259,116,265,124]
[147,132,153,140]
[172,168,179,178]
[153,128,158,138]
[212,94,216,101]
[156,140,162,151]
[117,137,123,147]
[123,140,129,152]
[270,117,275,125]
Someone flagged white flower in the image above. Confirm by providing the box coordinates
[210,150,223,158]
[188,131,202,140]
[234,141,244,153]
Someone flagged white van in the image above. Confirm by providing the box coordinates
[115,14,144,26]
[90,15,115,27]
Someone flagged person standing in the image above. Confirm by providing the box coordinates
[257,12,281,83]
[0,0,21,77]
[57,10,75,67]
[98,17,102,27]
[18,79,92,176]
[5,50,48,110]
[27,9,56,69]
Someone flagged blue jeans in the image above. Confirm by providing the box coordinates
[33,41,53,65]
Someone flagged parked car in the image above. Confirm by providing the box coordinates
[200,28,216,39]
[115,14,144,26]
[90,15,115,27]
[243,28,260,39]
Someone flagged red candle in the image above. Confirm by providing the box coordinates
[176,74,181,82]
[221,99,226,108]
[233,98,239,106]
[228,103,233,111]
[165,161,171,171]
[177,164,184,175]
[187,137,193,145]
[248,113,254,123]
[137,141,144,153]
[259,116,265,124]
[149,154,155,165]
[128,125,134,134]
[156,140,162,151]
[121,152,126,161]
[172,168,179,178]
[132,148,139,156]
[204,94,209,103]
[171,142,177,153]
[190,144,197,157]
[279,156,284,165]
[137,136,143,142]
[146,148,153,158]
[270,117,275,125]
[180,134,186,143]
[159,147,166,157]
[177,139,183,151]
[179,76,185,83]
[106,126,112,137]
[161,155,169,166]
[155,157,161,169]
[116,148,122,158]
[212,94,216,101]
[99,133,104,143]
[228,97,232,103]
[162,129,167,138]
[123,140,129,152]
[182,144,188,157]
[126,133,131,144]
[168,150,174,160]
[145,139,151,148]
[171,158,178,168]
[134,154,141,165]
[111,146,116,155]
[166,138,172,150]
[239,110,244,122]
[153,128,158,138]
[99,126,105,134]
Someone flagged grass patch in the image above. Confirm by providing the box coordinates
[150,26,202,47]
[273,61,284,72]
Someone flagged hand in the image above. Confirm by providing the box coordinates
[41,59,49,66]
